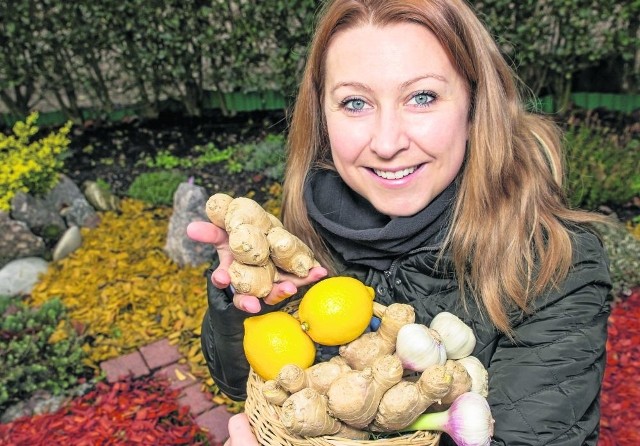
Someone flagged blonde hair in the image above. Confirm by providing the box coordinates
[282,0,606,334]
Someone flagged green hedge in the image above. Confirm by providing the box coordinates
[0,1,637,123]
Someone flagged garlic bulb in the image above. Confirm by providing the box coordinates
[395,323,447,372]
[456,356,489,398]
[430,312,476,359]
[403,392,495,446]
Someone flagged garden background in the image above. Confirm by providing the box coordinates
[1,1,639,445]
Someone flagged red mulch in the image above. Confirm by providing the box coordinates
[0,377,209,446]
[599,287,640,446]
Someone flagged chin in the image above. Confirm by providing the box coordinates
[372,202,426,218]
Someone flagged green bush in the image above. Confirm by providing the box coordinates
[227,134,286,182]
[126,171,187,206]
[0,296,88,412]
[0,112,72,211]
[596,222,640,297]
[564,121,640,210]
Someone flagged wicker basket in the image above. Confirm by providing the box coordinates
[244,302,441,446]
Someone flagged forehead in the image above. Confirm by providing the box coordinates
[324,22,457,86]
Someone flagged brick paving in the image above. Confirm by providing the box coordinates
[100,339,232,444]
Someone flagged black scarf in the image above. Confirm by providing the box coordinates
[303,169,456,270]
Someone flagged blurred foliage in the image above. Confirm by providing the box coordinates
[0,296,89,412]
[597,222,640,297]
[563,112,640,210]
[126,171,187,206]
[0,112,71,211]
[226,133,286,182]
[0,1,637,121]
[476,0,639,108]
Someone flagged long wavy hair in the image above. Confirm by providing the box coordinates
[282,0,606,334]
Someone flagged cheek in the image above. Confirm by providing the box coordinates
[327,117,369,164]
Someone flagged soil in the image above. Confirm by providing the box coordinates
[63,109,288,204]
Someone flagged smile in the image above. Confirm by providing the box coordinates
[373,166,418,180]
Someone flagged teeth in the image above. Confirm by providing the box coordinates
[373,166,417,179]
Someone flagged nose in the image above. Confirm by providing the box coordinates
[369,108,409,159]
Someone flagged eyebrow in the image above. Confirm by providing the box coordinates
[330,73,448,94]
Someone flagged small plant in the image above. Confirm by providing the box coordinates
[564,119,640,210]
[0,112,72,211]
[226,134,286,181]
[0,296,89,413]
[144,149,191,170]
[193,142,234,167]
[126,171,187,206]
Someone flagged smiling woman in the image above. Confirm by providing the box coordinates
[323,23,469,218]
[189,1,613,445]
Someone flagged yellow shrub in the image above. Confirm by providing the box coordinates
[0,112,72,211]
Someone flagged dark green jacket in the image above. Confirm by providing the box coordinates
[201,229,611,445]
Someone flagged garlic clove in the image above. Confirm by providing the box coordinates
[456,356,489,398]
[430,312,477,359]
[396,323,447,372]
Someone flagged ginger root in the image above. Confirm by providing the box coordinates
[371,363,453,431]
[277,359,351,395]
[339,303,415,370]
[262,379,289,406]
[205,193,318,297]
[428,359,473,411]
[327,354,403,429]
[281,388,342,437]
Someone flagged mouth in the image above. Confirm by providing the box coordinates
[372,164,422,180]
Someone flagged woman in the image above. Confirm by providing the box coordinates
[188,0,612,444]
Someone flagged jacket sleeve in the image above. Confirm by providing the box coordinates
[488,231,612,445]
[200,265,253,401]
[200,262,292,401]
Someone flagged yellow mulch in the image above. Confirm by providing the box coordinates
[28,198,240,410]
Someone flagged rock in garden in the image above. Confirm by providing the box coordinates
[46,174,86,208]
[83,181,121,211]
[0,212,47,268]
[10,191,67,239]
[52,225,83,261]
[46,174,100,228]
[60,198,101,228]
[165,182,215,266]
[0,256,49,296]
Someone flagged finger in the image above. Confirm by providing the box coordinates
[262,266,329,305]
[186,221,227,245]
[211,268,232,289]
[227,413,259,446]
[233,294,262,314]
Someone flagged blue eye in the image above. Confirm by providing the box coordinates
[342,98,367,111]
[410,91,436,106]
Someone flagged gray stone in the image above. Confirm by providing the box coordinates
[45,174,100,228]
[10,191,67,238]
[0,256,49,296]
[164,182,215,266]
[60,198,101,228]
[52,225,83,261]
[45,173,86,210]
[0,212,46,268]
[83,181,121,211]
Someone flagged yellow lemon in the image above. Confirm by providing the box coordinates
[243,311,316,381]
[298,276,375,346]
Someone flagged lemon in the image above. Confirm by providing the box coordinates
[298,276,375,346]
[243,311,316,381]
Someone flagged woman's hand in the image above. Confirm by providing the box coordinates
[187,221,327,313]
[224,413,259,446]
